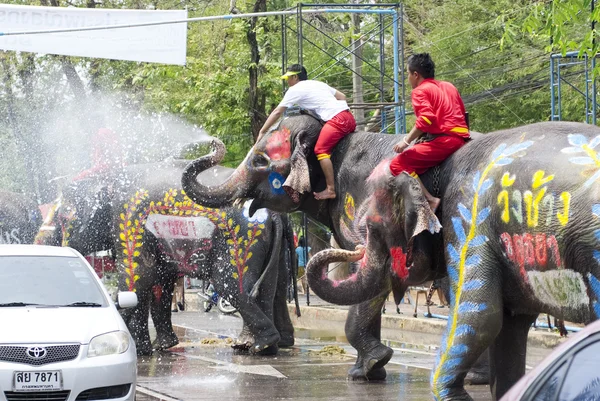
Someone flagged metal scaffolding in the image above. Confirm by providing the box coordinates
[280,3,406,135]
[550,51,599,124]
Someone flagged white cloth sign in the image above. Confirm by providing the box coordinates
[0,4,187,65]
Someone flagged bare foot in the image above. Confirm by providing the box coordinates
[314,188,337,200]
[428,197,441,213]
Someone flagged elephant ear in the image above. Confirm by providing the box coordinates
[282,122,321,203]
[391,172,442,247]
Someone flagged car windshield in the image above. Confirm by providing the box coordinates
[0,256,107,307]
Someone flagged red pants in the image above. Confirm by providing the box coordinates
[389,135,466,176]
[314,110,356,160]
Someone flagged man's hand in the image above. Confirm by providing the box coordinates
[256,131,265,143]
[393,141,408,153]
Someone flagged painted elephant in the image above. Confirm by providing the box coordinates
[37,159,295,356]
[183,116,600,400]
[0,190,42,244]
[181,114,449,382]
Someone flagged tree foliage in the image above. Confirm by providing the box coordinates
[0,0,595,200]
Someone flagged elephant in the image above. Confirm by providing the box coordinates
[36,158,296,356]
[182,114,600,399]
[181,114,450,382]
[0,190,42,244]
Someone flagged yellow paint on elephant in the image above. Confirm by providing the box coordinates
[501,172,515,187]
[523,187,547,227]
[120,188,264,292]
[532,170,555,189]
[497,191,510,223]
[557,192,571,226]
[344,193,355,221]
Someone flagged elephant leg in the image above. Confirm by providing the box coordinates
[464,349,490,385]
[150,268,179,351]
[346,290,393,381]
[273,249,294,348]
[431,266,503,401]
[490,312,537,400]
[232,322,254,352]
[123,286,153,356]
[235,292,281,355]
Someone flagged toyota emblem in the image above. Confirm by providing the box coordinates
[26,346,47,360]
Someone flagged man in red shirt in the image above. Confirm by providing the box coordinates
[390,53,470,212]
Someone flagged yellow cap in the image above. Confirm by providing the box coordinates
[281,71,301,80]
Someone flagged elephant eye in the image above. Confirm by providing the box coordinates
[251,152,270,169]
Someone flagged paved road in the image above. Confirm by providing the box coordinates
[133,301,561,401]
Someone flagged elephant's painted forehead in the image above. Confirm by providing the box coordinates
[265,128,291,161]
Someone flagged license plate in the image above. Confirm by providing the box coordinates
[13,371,62,392]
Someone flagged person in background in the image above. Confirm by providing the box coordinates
[171,275,185,313]
[295,236,312,295]
[73,114,124,181]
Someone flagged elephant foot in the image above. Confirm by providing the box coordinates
[278,332,295,348]
[250,332,281,355]
[435,388,473,401]
[364,344,394,373]
[255,344,279,356]
[231,341,252,351]
[464,370,490,385]
[136,340,153,356]
[347,365,387,381]
[152,333,179,351]
[232,329,254,351]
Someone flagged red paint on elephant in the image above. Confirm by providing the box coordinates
[547,235,562,267]
[265,128,291,161]
[390,247,409,280]
[534,234,548,267]
[501,233,563,279]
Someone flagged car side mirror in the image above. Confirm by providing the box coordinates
[116,291,138,309]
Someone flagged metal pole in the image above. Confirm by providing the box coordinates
[399,4,406,134]
[594,56,597,125]
[281,14,287,94]
[586,54,591,124]
[297,4,303,65]
[392,8,400,135]
[557,57,562,120]
[302,212,310,306]
[379,13,386,132]
[550,56,556,120]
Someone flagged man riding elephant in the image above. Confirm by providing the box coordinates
[258,64,356,200]
[392,53,470,213]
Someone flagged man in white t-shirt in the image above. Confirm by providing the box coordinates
[257,64,356,200]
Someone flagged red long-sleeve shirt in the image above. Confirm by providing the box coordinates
[412,78,469,138]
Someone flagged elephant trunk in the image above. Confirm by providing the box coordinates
[307,244,388,305]
[182,138,251,208]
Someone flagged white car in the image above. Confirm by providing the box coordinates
[0,245,138,401]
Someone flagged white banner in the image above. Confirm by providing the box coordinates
[0,4,187,65]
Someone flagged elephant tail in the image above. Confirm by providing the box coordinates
[249,213,283,299]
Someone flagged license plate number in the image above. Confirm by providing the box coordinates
[13,371,62,391]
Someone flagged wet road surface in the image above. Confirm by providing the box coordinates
[134,311,555,400]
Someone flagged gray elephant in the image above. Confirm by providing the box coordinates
[181,114,447,382]
[37,159,295,356]
[0,190,42,244]
[183,116,600,400]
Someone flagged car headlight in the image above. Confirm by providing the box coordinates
[88,331,130,357]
